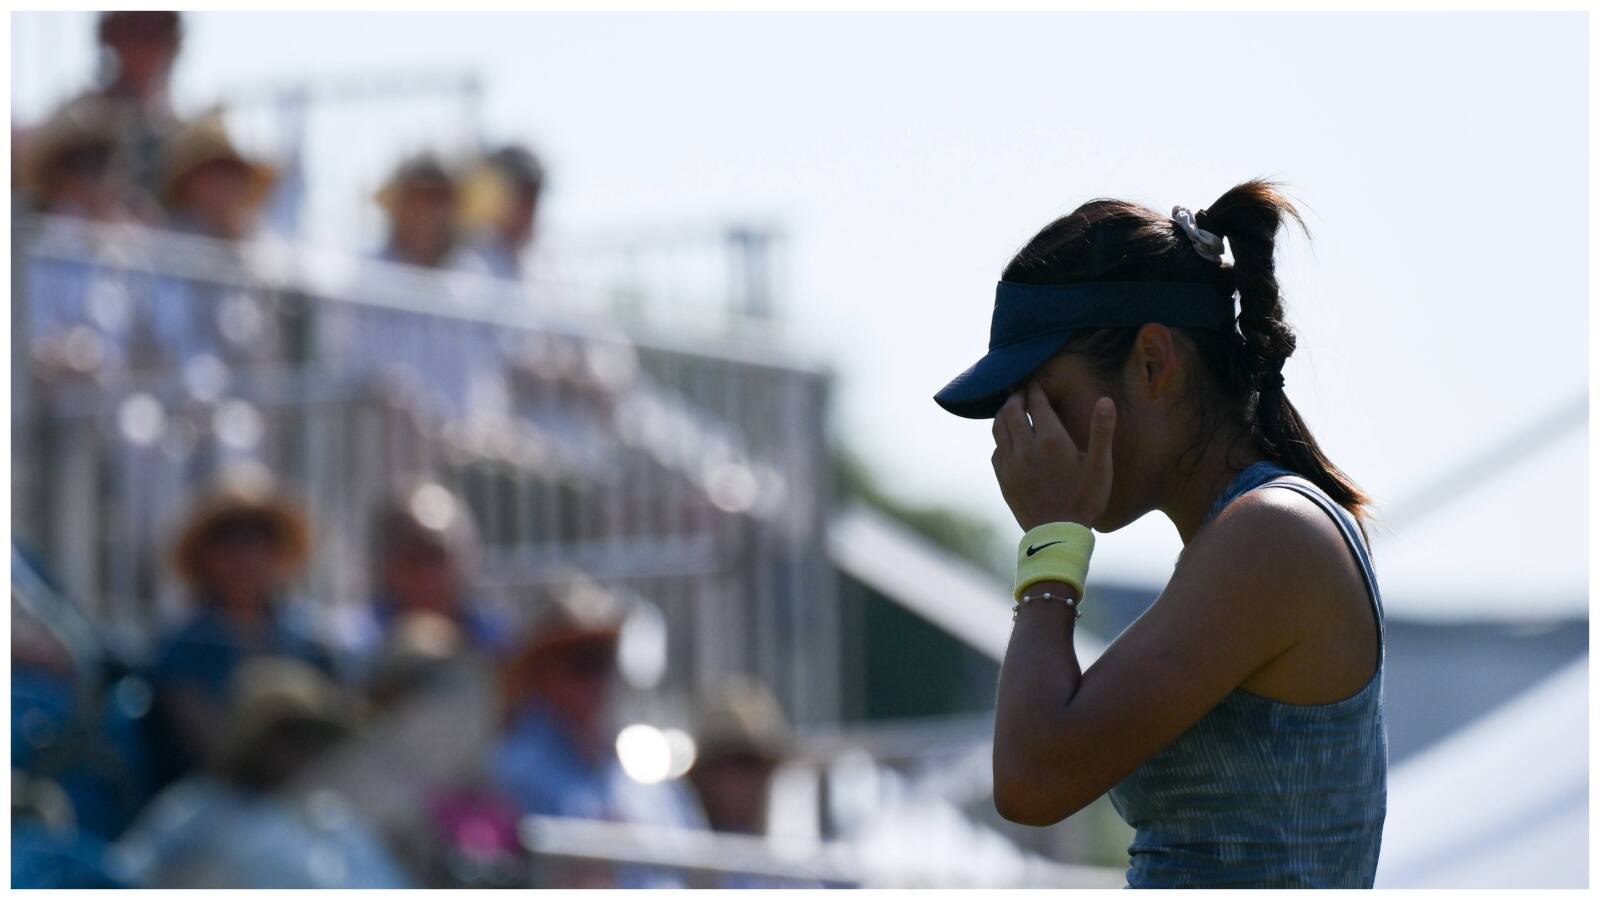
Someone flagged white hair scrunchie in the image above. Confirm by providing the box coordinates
[1171,205,1226,264]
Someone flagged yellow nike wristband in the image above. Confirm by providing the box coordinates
[1015,521,1095,601]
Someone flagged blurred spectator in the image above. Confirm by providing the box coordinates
[332,482,507,679]
[147,472,331,785]
[688,677,824,889]
[350,154,515,416]
[375,153,462,269]
[72,11,186,198]
[141,114,291,370]
[361,612,529,887]
[12,772,128,888]
[365,611,473,711]
[17,97,138,222]
[687,676,792,836]
[491,579,706,888]
[12,599,149,843]
[457,144,546,281]
[159,113,277,241]
[12,584,149,890]
[114,657,412,888]
[424,784,527,888]
[16,97,153,383]
[19,111,285,380]
[12,553,149,884]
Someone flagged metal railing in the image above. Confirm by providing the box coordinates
[13,212,838,726]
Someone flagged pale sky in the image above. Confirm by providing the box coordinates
[11,12,1589,618]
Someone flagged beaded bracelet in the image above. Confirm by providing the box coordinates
[1011,589,1082,622]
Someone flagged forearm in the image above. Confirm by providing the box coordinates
[992,579,1085,823]
[985,385,1116,823]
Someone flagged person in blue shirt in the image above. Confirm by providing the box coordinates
[144,114,283,371]
[491,581,707,888]
[12,773,130,888]
[329,482,509,684]
[13,609,150,843]
[17,97,155,384]
[148,472,330,785]
[114,657,412,888]
[12,596,152,866]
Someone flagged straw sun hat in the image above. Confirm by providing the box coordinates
[171,471,311,586]
[159,113,277,209]
[692,676,794,766]
[19,97,118,195]
[373,152,456,216]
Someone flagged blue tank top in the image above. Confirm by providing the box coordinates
[1106,460,1388,888]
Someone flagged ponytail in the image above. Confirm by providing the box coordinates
[1196,180,1374,526]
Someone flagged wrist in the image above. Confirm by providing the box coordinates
[1012,583,1082,623]
[1019,580,1081,603]
[1014,521,1095,601]
[1022,514,1094,532]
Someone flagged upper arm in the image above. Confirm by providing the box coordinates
[1006,489,1342,822]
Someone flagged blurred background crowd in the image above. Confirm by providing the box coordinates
[17,12,546,273]
[9,10,849,889]
[9,9,1588,891]
[14,10,1121,889]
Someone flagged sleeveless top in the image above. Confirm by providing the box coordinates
[1105,460,1388,888]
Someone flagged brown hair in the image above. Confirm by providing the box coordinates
[1003,178,1373,527]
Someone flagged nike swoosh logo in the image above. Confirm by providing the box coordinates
[1026,541,1064,556]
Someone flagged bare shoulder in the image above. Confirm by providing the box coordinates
[1178,480,1364,633]
[1206,479,1350,557]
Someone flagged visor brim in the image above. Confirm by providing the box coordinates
[933,331,1074,419]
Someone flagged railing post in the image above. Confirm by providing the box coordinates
[726,225,774,322]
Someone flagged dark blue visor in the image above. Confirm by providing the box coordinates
[933,280,1236,419]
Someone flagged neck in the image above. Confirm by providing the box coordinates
[1159,425,1268,545]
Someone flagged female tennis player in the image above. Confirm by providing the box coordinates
[934,180,1385,888]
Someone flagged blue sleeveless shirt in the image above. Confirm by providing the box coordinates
[1106,460,1388,888]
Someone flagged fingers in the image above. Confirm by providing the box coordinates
[1024,380,1073,449]
[1082,395,1117,489]
[991,402,1012,456]
[994,390,1028,452]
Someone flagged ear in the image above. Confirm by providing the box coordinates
[1130,323,1182,402]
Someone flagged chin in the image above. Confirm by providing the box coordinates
[1093,500,1145,534]
[1093,515,1131,534]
